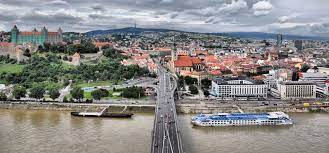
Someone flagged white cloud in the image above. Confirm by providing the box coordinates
[161,0,174,3]
[278,14,298,23]
[45,0,69,6]
[252,0,273,16]
[219,0,248,14]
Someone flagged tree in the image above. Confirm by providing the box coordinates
[189,85,199,95]
[91,89,103,101]
[292,71,299,81]
[201,78,212,89]
[12,86,27,100]
[203,90,210,98]
[63,96,68,102]
[178,76,185,90]
[49,88,60,100]
[184,76,197,85]
[29,85,45,100]
[23,48,31,57]
[122,86,144,98]
[91,89,109,101]
[70,87,84,102]
[63,55,68,61]
[301,64,310,72]
[0,92,7,101]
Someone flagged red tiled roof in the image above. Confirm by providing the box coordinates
[204,55,218,63]
[94,42,112,48]
[0,42,14,47]
[191,57,201,64]
[174,56,193,67]
[48,32,59,35]
[155,47,171,52]
[208,70,222,76]
[20,32,42,35]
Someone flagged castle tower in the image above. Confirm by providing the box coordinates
[11,25,19,44]
[57,28,63,42]
[41,26,48,44]
[58,28,63,35]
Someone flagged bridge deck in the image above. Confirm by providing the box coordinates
[151,68,183,153]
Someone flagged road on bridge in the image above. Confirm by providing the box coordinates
[151,66,183,153]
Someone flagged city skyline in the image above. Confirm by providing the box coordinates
[0,0,329,36]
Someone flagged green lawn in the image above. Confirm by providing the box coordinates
[84,92,93,99]
[0,64,24,73]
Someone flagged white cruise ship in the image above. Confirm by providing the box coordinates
[191,112,293,127]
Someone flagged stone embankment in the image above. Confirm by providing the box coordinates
[1,101,328,114]
[0,102,155,113]
[176,103,329,114]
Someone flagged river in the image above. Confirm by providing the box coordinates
[0,110,328,153]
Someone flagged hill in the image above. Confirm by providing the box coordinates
[85,27,184,36]
[213,32,329,40]
[85,27,329,40]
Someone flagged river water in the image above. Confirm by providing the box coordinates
[0,110,328,153]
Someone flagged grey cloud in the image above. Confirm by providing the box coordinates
[0,0,328,36]
[170,13,179,19]
[20,11,82,24]
[91,4,106,12]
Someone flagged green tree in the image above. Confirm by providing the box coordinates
[63,96,68,102]
[201,78,212,89]
[70,87,84,102]
[185,76,197,85]
[301,64,310,72]
[122,86,144,98]
[0,92,7,101]
[178,76,185,90]
[203,90,210,98]
[23,48,31,57]
[49,88,60,100]
[189,85,199,95]
[12,86,27,100]
[91,89,103,101]
[29,85,45,100]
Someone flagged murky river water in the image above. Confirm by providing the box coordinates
[0,110,328,153]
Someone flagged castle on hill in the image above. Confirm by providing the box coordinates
[11,25,63,45]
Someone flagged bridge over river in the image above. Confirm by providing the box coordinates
[151,67,184,153]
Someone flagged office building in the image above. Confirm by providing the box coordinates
[276,34,283,47]
[294,40,303,51]
[272,81,316,100]
[211,77,268,100]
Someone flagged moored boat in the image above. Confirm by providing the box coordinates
[71,112,133,118]
[191,112,293,127]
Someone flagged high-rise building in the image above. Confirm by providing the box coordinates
[276,34,283,47]
[294,40,303,51]
[11,25,63,45]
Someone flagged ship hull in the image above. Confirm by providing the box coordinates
[191,120,293,127]
[191,112,293,127]
[71,112,133,118]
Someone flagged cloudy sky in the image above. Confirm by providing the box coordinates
[1,0,329,36]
